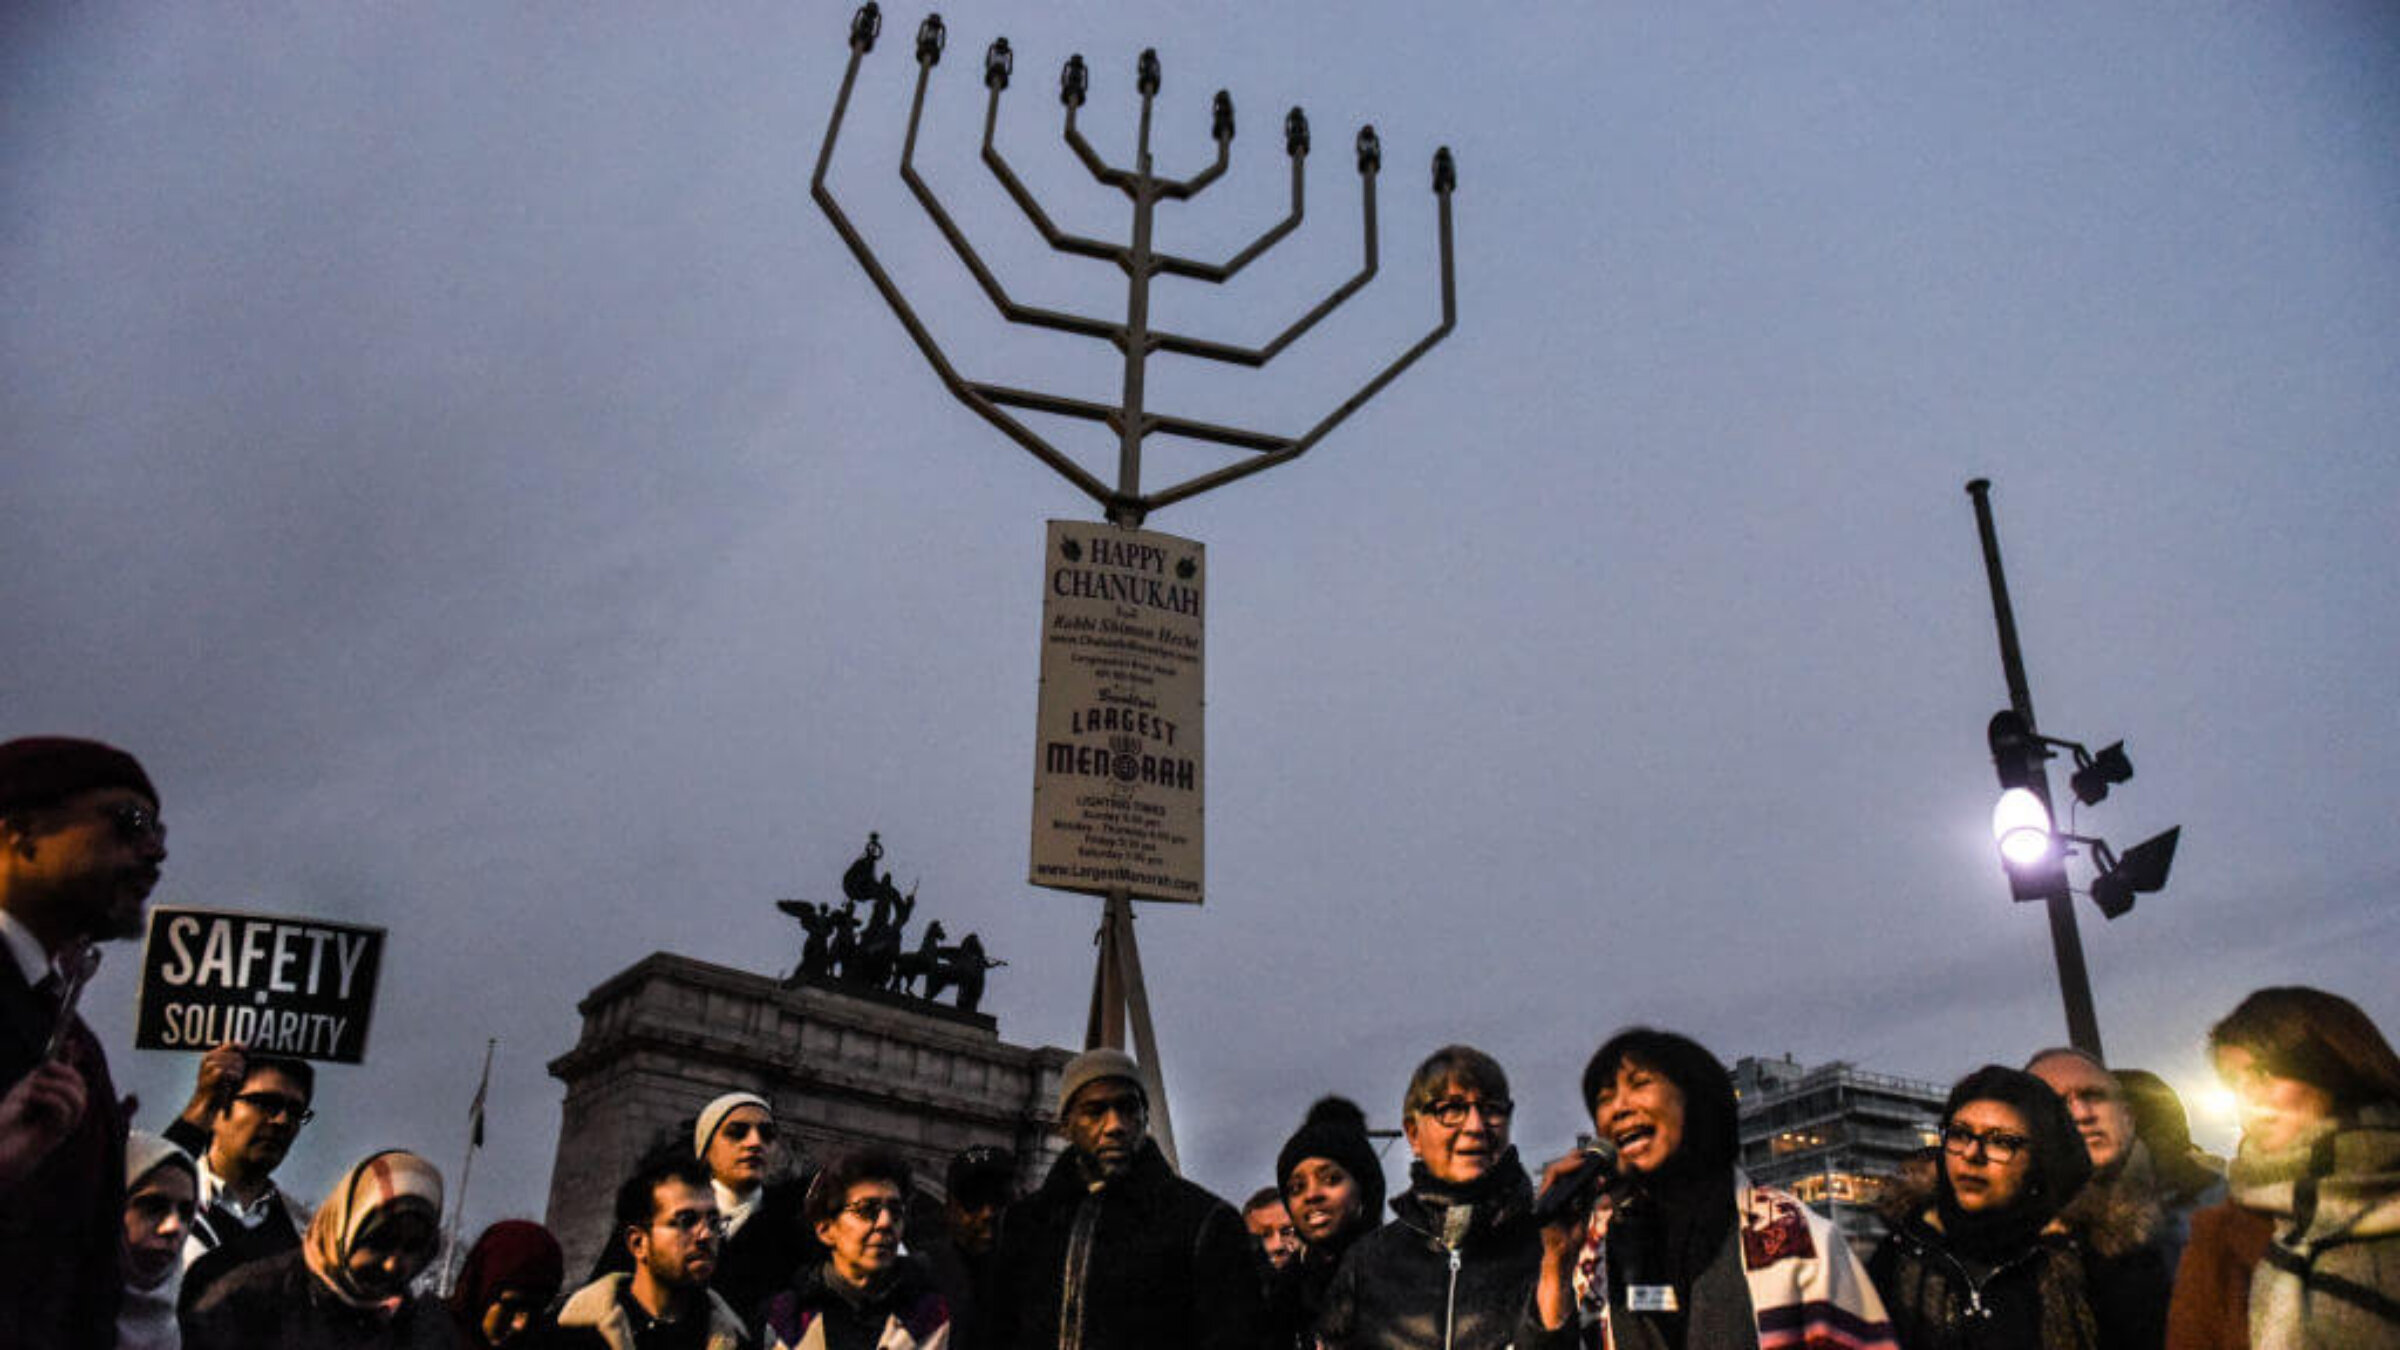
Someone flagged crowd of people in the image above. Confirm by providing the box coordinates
[6,735,2397,1349]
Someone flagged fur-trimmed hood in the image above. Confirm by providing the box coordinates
[2053,1141,2167,1260]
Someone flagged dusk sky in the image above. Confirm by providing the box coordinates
[8,2,2395,1238]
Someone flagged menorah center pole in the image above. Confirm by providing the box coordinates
[1116,114,1160,516]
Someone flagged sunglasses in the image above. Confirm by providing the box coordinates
[99,800,166,847]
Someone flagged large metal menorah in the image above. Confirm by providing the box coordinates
[813,3,1458,528]
[813,6,1456,1162]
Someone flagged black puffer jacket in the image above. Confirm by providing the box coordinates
[1317,1149,1543,1350]
[990,1139,1260,1350]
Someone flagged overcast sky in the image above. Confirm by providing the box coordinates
[8,2,2395,1237]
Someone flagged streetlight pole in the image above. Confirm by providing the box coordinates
[1966,479,2104,1058]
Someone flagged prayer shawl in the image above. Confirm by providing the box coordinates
[1571,1170,1898,1350]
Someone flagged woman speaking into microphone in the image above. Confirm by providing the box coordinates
[1527,1028,1897,1350]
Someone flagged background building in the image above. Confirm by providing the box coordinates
[1733,1054,1946,1244]
[545,952,1071,1276]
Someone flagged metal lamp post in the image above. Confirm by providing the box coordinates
[1967,479,2105,1056]
[1967,479,2183,1059]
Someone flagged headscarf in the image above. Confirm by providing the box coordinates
[1934,1065,2091,1260]
[304,1150,445,1316]
[118,1131,197,1350]
[446,1220,564,1343]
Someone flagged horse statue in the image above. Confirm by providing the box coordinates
[925,932,1006,1013]
[892,921,946,996]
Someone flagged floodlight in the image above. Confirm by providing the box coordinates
[2089,826,2181,920]
[2070,741,2134,807]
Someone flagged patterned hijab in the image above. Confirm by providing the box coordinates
[304,1150,445,1315]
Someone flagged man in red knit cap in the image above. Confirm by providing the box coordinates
[0,735,169,1350]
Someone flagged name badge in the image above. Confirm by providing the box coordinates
[1627,1285,1680,1313]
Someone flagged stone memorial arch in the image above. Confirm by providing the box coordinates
[544,836,1069,1276]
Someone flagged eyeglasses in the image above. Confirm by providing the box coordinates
[720,1120,778,1145]
[1419,1096,1512,1129]
[840,1197,905,1223]
[99,800,166,848]
[652,1209,726,1236]
[1941,1123,2030,1163]
[233,1091,314,1125]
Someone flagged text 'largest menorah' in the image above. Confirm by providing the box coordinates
[814,4,1458,526]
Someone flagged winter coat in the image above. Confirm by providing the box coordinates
[2053,1145,2176,1350]
[0,955,125,1350]
[1867,1134,2174,1350]
[161,1113,311,1313]
[989,1137,1260,1350]
[757,1258,950,1350]
[919,1237,998,1350]
[588,1176,819,1330]
[1316,1150,1543,1350]
[2243,1106,2400,1350]
[1868,1208,2097,1350]
[547,1274,748,1350]
[182,1248,460,1350]
[2165,1202,2273,1350]
[717,1178,823,1327]
[1265,1242,1348,1350]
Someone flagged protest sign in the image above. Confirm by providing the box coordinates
[135,905,384,1064]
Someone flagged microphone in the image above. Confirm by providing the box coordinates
[1532,1139,1619,1226]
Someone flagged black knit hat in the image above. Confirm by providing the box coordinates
[946,1145,1016,1208]
[1277,1096,1386,1229]
[0,737,158,815]
[1942,1064,2092,1214]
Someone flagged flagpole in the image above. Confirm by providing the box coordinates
[440,1037,496,1297]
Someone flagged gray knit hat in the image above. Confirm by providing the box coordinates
[1057,1048,1145,1115]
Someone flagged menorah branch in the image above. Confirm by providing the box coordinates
[903,42,1123,345]
[1139,168,1456,515]
[982,84,1125,269]
[813,16,1116,511]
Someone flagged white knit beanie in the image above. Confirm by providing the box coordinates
[695,1091,773,1157]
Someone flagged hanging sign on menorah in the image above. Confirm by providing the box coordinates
[1029,521,1205,902]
